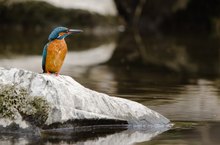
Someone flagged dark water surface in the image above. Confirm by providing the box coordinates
[68,65,220,145]
[0,30,220,145]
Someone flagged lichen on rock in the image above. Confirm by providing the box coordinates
[22,96,50,127]
[0,84,50,127]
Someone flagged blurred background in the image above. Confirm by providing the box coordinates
[0,0,220,75]
[0,0,220,145]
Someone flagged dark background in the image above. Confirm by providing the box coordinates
[0,0,220,75]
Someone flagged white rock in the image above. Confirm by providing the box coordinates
[0,67,170,130]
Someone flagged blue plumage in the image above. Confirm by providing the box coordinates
[42,43,48,73]
[48,27,68,41]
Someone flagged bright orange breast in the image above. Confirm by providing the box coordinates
[45,39,67,73]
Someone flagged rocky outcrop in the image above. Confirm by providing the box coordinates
[0,67,170,135]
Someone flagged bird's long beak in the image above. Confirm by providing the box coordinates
[68,29,83,34]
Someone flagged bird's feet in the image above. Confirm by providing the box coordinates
[46,71,51,75]
[45,71,59,76]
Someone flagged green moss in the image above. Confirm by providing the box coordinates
[0,85,27,118]
[22,97,50,126]
[0,84,50,127]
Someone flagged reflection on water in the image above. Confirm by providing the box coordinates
[0,29,220,144]
[0,127,168,145]
[148,79,220,121]
[69,66,220,145]
[109,31,220,75]
[135,122,220,145]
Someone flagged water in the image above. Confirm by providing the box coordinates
[69,66,220,145]
[0,30,220,145]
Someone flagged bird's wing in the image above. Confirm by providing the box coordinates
[42,43,48,73]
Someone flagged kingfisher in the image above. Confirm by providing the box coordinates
[42,26,82,75]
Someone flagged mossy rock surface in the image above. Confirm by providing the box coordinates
[0,84,50,127]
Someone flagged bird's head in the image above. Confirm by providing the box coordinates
[48,26,82,41]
